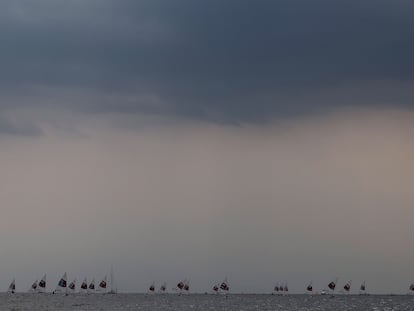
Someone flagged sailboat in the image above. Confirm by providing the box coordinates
[53,272,67,294]
[212,283,219,294]
[273,282,279,294]
[176,280,185,293]
[360,281,367,295]
[220,278,229,293]
[283,283,289,294]
[7,279,16,294]
[159,282,167,293]
[409,282,414,293]
[183,280,190,293]
[38,274,46,293]
[306,281,313,293]
[80,278,88,293]
[98,276,107,293]
[343,280,352,293]
[109,265,117,294]
[148,282,155,293]
[88,278,95,293]
[29,280,38,293]
[327,278,338,294]
[68,278,77,294]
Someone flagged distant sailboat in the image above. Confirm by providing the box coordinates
[98,276,107,293]
[183,280,190,293]
[88,278,95,293]
[360,281,367,295]
[212,284,219,294]
[68,278,77,294]
[53,272,67,294]
[343,280,352,293]
[159,282,167,293]
[220,278,229,293]
[176,280,185,293]
[327,278,338,294]
[29,280,38,293]
[284,283,289,293]
[80,278,88,293]
[306,281,313,293]
[273,282,279,294]
[148,282,155,293]
[8,279,16,294]
[38,274,46,293]
[109,265,117,294]
[409,282,414,293]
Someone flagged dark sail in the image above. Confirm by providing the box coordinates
[220,282,229,291]
[177,281,184,290]
[39,280,46,288]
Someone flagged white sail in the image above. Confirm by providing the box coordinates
[176,280,185,292]
[98,276,107,293]
[360,281,366,294]
[219,278,229,293]
[88,278,95,293]
[109,265,117,294]
[159,282,167,293]
[283,282,289,294]
[38,274,47,293]
[327,278,338,293]
[183,279,190,293]
[7,279,16,294]
[343,280,352,293]
[148,282,155,293]
[306,281,313,293]
[68,278,77,294]
[29,280,38,293]
[80,278,88,293]
[54,272,67,294]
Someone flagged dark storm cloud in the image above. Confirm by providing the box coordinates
[0,0,413,124]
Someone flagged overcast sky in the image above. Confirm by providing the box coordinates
[1,0,414,293]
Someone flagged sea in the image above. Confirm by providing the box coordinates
[1,293,413,311]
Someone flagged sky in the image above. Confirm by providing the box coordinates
[0,0,414,294]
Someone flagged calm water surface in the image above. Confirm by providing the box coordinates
[1,293,414,311]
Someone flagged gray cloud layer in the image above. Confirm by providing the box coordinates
[0,0,413,132]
